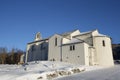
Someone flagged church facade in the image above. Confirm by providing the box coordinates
[26,29,114,66]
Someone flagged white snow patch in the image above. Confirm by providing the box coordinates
[0,61,104,80]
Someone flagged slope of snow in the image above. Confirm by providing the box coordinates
[0,61,103,80]
[56,65,120,80]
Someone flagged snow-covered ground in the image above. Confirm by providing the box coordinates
[56,65,120,80]
[0,61,118,80]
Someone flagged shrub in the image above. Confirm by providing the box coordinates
[46,72,58,79]
[37,76,43,79]
[71,68,81,73]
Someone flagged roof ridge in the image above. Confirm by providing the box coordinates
[61,29,79,36]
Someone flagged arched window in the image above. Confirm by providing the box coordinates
[55,37,57,46]
[37,33,40,38]
[102,40,105,47]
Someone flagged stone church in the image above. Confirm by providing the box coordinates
[26,29,114,66]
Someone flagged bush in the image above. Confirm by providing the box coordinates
[37,76,43,79]
[46,72,58,79]
[57,70,71,76]
[71,68,81,73]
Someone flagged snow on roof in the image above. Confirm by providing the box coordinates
[93,33,111,38]
[96,33,107,37]
[63,38,84,45]
[79,31,93,35]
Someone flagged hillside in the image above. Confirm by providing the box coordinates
[56,65,120,80]
[0,61,102,80]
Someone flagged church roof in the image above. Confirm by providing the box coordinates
[60,29,78,37]
[73,29,97,37]
[95,33,108,37]
[27,38,48,44]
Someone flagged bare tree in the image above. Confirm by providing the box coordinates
[0,47,7,64]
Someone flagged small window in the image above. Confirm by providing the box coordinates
[102,40,105,47]
[73,45,75,50]
[31,45,35,52]
[55,37,57,46]
[70,45,72,51]
[70,45,75,51]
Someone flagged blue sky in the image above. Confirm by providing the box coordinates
[0,0,120,51]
